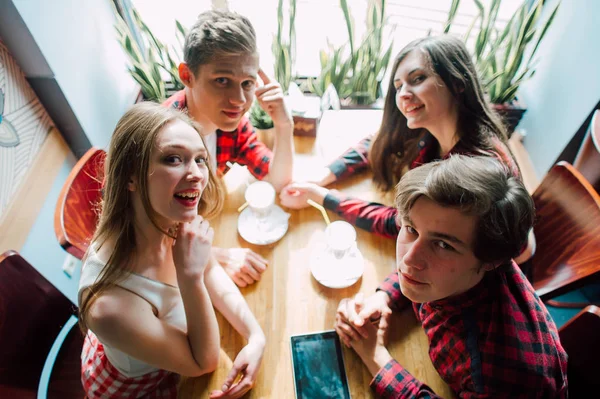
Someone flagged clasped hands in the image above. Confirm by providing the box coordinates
[335,291,394,376]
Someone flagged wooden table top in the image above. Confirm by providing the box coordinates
[178,110,453,398]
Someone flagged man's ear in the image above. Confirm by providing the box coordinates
[179,63,194,87]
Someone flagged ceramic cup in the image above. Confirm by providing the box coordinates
[325,221,357,259]
[244,181,276,220]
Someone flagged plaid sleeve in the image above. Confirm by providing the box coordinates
[371,359,441,398]
[376,272,410,312]
[322,190,400,238]
[234,118,273,179]
[327,135,373,180]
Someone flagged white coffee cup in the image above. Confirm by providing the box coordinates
[325,221,357,259]
[244,181,276,219]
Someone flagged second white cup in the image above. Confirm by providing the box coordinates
[325,221,357,259]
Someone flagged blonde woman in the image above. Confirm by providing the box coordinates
[78,103,265,398]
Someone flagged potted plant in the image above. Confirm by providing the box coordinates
[272,0,297,94]
[114,3,187,102]
[308,0,394,108]
[445,0,560,134]
[249,101,275,150]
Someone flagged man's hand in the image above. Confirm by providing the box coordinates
[209,338,265,399]
[255,69,292,128]
[213,247,268,287]
[347,316,393,377]
[335,292,392,346]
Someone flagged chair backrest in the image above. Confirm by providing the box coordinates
[573,109,600,191]
[558,305,600,395]
[0,250,83,398]
[531,162,600,299]
[54,147,106,260]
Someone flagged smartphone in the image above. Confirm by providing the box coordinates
[290,330,351,399]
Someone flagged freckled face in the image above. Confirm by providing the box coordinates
[396,197,487,303]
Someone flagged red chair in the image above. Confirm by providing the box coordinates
[573,109,600,192]
[54,147,106,260]
[558,305,600,395]
[530,162,600,302]
[0,250,84,398]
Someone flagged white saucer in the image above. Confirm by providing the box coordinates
[238,204,290,245]
[309,244,364,289]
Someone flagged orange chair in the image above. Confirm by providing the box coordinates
[0,250,84,398]
[530,162,600,302]
[54,147,106,260]
[558,305,600,395]
[573,109,600,192]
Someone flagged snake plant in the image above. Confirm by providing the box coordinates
[272,0,297,93]
[309,0,393,106]
[114,4,187,102]
[445,0,560,104]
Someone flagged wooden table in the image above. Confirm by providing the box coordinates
[178,111,453,398]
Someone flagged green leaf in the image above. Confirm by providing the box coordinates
[528,2,560,63]
[340,0,355,71]
[444,0,461,33]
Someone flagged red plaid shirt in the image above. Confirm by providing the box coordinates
[323,132,519,238]
[163,90,272,179]
[372,263,568,398]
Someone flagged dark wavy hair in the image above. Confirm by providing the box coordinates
[369,35,509,191]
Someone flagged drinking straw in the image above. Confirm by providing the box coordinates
[307,199,331,225]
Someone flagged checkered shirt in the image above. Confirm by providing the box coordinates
[371,263,568,398]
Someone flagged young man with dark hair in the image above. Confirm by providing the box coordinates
[335,155,567,398]
[165,10,294,287]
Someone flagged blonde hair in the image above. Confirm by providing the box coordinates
[79,102,224,332]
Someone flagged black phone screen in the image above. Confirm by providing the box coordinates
[290,330,351,399]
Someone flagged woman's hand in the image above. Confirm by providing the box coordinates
[172,215,214,278]
[279,182,329,209]
[308,167,337,187]
[213,247,268,287]
[209,337,266,399]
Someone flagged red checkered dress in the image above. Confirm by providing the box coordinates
[81,331,179,398]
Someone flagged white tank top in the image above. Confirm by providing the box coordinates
[78,246,187,378]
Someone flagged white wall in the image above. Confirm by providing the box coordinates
[517,0,600,178]
[13,0,139,150]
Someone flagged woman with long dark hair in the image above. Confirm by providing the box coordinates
[280,35,533,262]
